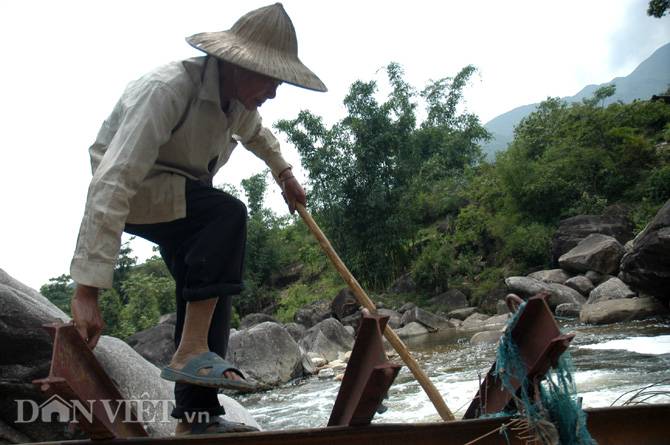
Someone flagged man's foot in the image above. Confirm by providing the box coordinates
[160,352,256,391]
[169,348,242,382]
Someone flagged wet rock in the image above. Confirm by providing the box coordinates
[318,368,337,379]
[470,330,502,344]
[301,352,317,376]
[401,307,454,331]
[580,297,669,325]
[587,278,636,305]
[227,322,302,387]
[619,199,670,299]
[527,269,571,284]
[377,308,403,330]
[558,234,626,275]
[460,313,511,331]
[504,277,586,309]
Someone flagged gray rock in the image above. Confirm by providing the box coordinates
[401,307,454,331]
[340,309,363,334]
[496,300,510,315]
[558,234,626,275]
[586,277,636,305]
[318,368,337,379]
[283,322,306,343]
[300,352,317,376]
[298,318,355,362]
[527,269,571,284]
[504,277,586,309]
[399,302,417,313]
[344,325,356,338]
[505,276,545,297]
[428,289,469,310]
[448,307,478,320]
[555,303,582,318]
[585,270,604,285]
[394,322,429,338]
[157,312,176,325]
[544,283,587,309]
[477,282,510,314]
[620,199,670,299]
[239,313,281,330]
[377,308,403,330]
[386,274,417,294]
[331,287,360,321]
[470,330,502,344]
[125,323,175,369]
[549,214,634,265]
[580,297,669,325]
[564,276,594,296]
[461,313,511,331]
[227,322,302,387]
[294,299,332,328]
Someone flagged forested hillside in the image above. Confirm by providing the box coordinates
[41,63,670,339]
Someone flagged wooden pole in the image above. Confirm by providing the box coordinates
[278,182,455,421]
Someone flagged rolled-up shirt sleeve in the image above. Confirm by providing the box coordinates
[71,80,189,289]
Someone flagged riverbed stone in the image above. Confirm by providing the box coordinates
[470,330,502,344]
[558,234,626,275]
[394,322,429,338]
[527,269,571,284]
[448,307,478,320]
[619,199,670,299]
[298,318,355,362]
[284,322,306,343]
[239,313,281,330]
[331,287,360,321]
[586,277,636,305]
[294,299,333,328]
[228,322,303,386]
[461,313,511,331]
[580,297,669,325]
[401,307,454,331]
[377,308,403,330]
[564,275,595,296]
[504,277,585,309]
[555,303,582,318]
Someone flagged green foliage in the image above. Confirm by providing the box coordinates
[118,274,170,338]
[40,274,75,315]
[277,62,489,291]
[648,0,670,17]
[98,288,124,338]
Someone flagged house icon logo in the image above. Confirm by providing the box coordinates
[38,395,73,423]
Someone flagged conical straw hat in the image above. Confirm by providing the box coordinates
[186,3,327,92]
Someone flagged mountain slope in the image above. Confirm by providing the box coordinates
[482,42,670,158]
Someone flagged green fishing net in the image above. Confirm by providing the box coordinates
[491,302,596,445]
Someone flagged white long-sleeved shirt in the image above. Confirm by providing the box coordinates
[71,56,291,289]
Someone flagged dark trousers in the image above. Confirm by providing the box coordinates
[125,179,247,419]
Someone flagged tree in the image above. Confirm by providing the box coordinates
[40,274,75,315]
[648,0,670,17]
[277,63,489,290]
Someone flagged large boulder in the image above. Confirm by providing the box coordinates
[460,313,511,331]
[558,234,626,275]
[504,277,586,309]
[401,307,455,331]
[126,322,175,369]
[293,299,332,328]
[619,199,670,299]
[564,275,595,296]
[376,308,403,330]
[586,277,636,305]
[527,269,571,284]
[227,322,302,387]
[331,287,360,321]
[298,318,355,362]
[549,214,634,265]
[386,274,417,294]
[580,297,669,325]
[394,322,429,338]
[0,269,258,441]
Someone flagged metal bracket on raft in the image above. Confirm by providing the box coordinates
[32,323,149,439]
[328,310,402,426]
[463,291,575,419]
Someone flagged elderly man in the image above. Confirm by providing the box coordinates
[69,3,326,435]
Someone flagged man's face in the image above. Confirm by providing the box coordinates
[234,68,282,110]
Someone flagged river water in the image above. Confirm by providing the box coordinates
[237,317,670,431]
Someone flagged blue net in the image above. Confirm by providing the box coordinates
[491,302,596,445]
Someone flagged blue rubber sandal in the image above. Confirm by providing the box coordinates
[161,352,256,391]
[189,415,259,435]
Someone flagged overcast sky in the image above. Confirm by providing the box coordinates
[1,0,668,291]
